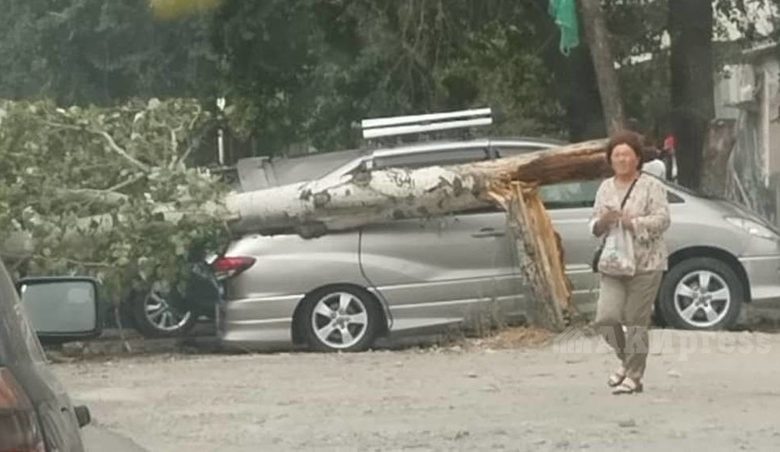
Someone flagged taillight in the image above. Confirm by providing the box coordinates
[211,256,256,280]
[0,368,45,452]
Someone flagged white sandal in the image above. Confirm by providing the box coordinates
[612,377,643,395]
[607,368,626,387]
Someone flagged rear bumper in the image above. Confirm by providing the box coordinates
[216,294,299,349]
[739,255,780,307]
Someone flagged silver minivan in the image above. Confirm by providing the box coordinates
[214,138,780,351]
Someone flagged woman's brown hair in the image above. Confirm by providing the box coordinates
[606,130,644,170]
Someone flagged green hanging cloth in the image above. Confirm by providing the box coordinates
[549,0,580,56]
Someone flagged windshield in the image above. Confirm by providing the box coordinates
[237,149,365,191]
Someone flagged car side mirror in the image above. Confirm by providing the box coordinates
[17,277,102,344]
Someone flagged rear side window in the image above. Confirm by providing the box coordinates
[539,180,679,207]
[539,180,600,209]
[451,179,600,215]
[372,147,490,170]
[494,145,551,158]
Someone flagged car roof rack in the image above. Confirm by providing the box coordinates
[360,107,492,139]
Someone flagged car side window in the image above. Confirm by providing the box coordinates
[668,191,684,203]
[539,180,600,209]
[494,145,550,158]
[372,147,490,170]
[453,180,600,216]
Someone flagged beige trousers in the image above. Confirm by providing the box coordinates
[594,271,663,381]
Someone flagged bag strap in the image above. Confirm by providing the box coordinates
[596,176,640,245]
[619,176,639,210]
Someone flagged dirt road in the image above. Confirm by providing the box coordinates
[53,328,780,451]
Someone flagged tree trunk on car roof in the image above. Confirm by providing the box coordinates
[225,140,610,237]
[226,139,610,331]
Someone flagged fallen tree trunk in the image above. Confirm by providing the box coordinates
[226,140,610,236]
[16,140,609,240]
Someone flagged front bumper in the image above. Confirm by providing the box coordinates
[739,255,780,307]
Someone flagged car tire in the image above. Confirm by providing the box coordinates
[300,285,382,352]
[658,257,743,331]
[129,281,197,338]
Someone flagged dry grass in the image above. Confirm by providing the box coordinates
[467,326,556,350]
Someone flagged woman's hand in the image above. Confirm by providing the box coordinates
[600,210,621,228]
[621,212,635,232]
[594,210,621,235]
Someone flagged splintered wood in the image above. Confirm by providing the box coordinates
[490,182,573,331]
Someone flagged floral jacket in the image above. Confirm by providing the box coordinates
[589,174,671,272]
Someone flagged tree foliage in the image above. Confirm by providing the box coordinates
[0,99,228,300]
[214,0,567,153]
[0,0,218,106]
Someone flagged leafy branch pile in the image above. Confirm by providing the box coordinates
[0,98,229,301]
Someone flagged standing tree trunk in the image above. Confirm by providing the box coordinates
[669,0,715,190]
[566,47,609,140]
[578,0,625,134]
[700,119,737,198]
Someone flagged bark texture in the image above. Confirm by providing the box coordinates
[225,140,610,237]
[669,0,715,189]
[700,119,737,198]
[578,0,624,134]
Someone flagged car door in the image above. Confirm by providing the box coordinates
[359,146,522,330]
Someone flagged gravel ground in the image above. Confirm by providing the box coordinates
[52,327,780,452]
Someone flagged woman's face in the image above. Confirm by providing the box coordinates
[610,143,640,177]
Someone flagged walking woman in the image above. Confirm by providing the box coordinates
[590,131,671,395]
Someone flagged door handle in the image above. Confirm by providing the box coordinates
[471,227,506,238]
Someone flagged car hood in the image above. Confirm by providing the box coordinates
[678,186,778,231]
[711,197,775,227]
